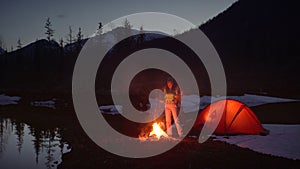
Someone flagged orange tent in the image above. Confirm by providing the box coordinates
[193,99,268,135]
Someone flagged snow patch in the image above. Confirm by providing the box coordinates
[116,94,298,114]
[0,94,21,105]
[31,99,56,109]
[181,95,201,113]
[219,94,297,107]
[180,94,298,113]
[213,124,300,160]
[100,105,123,115]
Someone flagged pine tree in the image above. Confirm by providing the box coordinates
[0,35,4,49]
[17,38,22,49]
[45,17,54,41]
[140,25,144,32]
[138,25,145,44]
[67,26,73,44]
[59,38,64,48]
[122,18,133,40]
[15,122,25,153]
[97,22,103,35]
[123,18,132,29]
[77,27,83,42]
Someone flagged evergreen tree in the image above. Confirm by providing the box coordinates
[97,22,103,35]
[121,18,132,42]
[139,25,144,32]
[17,38,22,49]
[67,26,74,44]
[0,35,4,49]
[138,25,145,44]
[59,38,64,48]
[44,17,54,41]
[123,18,132,29]
[15,122,25,153]
[77,27,83,42]
[30,127,42,164]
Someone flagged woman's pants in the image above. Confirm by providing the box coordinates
[165,102,183,137]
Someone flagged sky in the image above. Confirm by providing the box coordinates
[0,0,237,50]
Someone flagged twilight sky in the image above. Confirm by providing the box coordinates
[0,0,236,49]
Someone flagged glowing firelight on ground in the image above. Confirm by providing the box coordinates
[149,122,168,139]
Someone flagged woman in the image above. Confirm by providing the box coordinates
[163,78,183,137]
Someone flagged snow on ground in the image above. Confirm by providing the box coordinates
[0,94,21,105]
[213,124,300,160]
[181,94,298,113]
[221,94,297,107]
[1,93,297,115]
[30,99,56,109]
[99,94,298,114]
[181,95,201,112]
[99,105,123,115]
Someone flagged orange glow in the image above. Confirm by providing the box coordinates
[149,122,168,139]
[193,99,265,135]
[204,113,210,122]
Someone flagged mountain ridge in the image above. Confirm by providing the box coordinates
[198,0,300,97]
[1,1,299,99]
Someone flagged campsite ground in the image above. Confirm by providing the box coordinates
[1,100,299,169]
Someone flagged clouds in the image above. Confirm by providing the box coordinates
[56,14,67,19]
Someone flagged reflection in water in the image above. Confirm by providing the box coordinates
[0,117,71,169]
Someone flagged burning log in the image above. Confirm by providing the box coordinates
[149,122,168,139]
[139,122,174,141]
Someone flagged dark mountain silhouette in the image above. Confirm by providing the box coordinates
[198,0,300,98]
[0,27,158,101]
[0,39,79,97]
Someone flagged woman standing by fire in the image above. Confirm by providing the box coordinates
[163,78,183,138]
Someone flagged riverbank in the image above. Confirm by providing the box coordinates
[1,101,299,169]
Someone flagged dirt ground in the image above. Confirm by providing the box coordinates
[58,101,300,169]
[58,131,300,169]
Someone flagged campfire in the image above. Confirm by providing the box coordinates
[139,122,169,141]
[149,122,168,139]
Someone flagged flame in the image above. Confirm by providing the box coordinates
[149,122,168,139]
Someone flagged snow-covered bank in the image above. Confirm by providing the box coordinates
[181,94,298,113]
[99,105,123,115]
[214,124,300,160]
[1,93,297,115]
[100,94,298,114]
[30,99,56,109]
[0,94,21,105]
[217,94,297,107]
